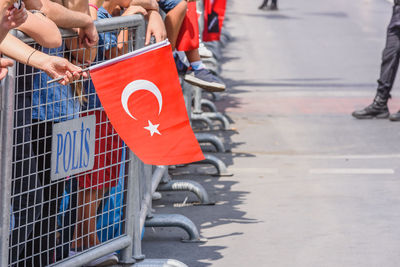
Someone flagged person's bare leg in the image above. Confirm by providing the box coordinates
[82,188,104,247]
[71,189,84,250]
[164,0,187,50]
[72,187,104,249]
[185,48,201,63]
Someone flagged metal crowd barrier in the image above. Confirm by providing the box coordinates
[0,14,188,267]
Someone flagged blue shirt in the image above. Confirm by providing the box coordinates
[32,45,80,122]
[82,6,118,111]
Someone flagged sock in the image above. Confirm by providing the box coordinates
[190,60,205,71]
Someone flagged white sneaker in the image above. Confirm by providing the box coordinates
[199,43,213,58]
[85,252,119,266]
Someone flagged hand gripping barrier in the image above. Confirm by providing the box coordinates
[0,14,187,267]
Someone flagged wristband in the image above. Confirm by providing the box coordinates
[26,50,37,66]
[89,4,98,11]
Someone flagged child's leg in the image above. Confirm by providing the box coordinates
[83,187,104,247]
[163,0,187,50]
[72,187,104,249]
[71,189,84,250]
[185,48,201,64]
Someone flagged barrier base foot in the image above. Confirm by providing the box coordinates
[200,98,217,112]
[191,113,214,130]
[145,214,206,243]
[194,153,233,177]
[134,259,188,267]
[157,180,214,205]
[181,237,208,243]
[201,112,231,130]
[195,132,225,152]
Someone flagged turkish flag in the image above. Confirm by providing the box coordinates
[176,1,199,51]
[203,0,227,42]
[89,41,204,165]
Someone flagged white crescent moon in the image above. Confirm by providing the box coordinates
[121,80,162,120]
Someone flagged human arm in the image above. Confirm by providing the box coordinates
[0,56,12,80]
[0,33,87,84]
[65,36,96,65]
[27,0,98,48]
[88,0,104,20]
[130,0,158,11]
[0,2,28,43]
[109,5,147,56]
[17,10,62,48]
[145,9,166,45]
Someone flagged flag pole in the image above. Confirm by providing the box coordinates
[46,39,170,85]
[46,67,91,85]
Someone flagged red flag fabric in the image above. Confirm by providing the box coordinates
[89,41,204,165]
[176,1,199,51]
[203,0,227,42]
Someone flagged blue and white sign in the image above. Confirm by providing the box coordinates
[51,116,96,180]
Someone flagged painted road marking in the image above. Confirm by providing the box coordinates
[232,152,400,159]
[309,168,395,174]
[229,167,279,174]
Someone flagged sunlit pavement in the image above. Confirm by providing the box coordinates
[142,1,400,266]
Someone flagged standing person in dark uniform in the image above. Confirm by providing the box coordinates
[353,0,400,121]
[259,0,277,10]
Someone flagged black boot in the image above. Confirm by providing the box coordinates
[259,0,268,9]
[389,111,400,121]
[352,94,390,119]
[269,1,278,10]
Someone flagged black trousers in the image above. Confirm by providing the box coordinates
[377,5,400,97]
[260,0,277,7]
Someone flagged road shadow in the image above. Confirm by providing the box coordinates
[142,119,258,266]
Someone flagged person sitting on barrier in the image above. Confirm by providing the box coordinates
[157,0,226,92]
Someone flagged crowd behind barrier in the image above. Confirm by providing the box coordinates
[0,0,230,266]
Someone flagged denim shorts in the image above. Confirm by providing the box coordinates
[158,0,182,13]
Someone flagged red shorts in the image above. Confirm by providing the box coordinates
[77,110,123,190]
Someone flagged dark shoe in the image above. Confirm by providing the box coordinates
[389,111,400,121]
[352,95,389,119]
[184,68,226,92]
[259,0,268,9]
[174,54,188,75]
[268,3,278,10]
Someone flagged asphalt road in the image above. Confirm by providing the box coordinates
[142,0,400,266]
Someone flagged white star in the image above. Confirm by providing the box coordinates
[144,120,161,136]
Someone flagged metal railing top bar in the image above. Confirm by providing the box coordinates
[14,14,146,42]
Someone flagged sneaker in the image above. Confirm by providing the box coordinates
[152,192,162,200]
[199,44,213,58]
[184,68,226,92]
[85,252,119,267]
[174,53,188,75]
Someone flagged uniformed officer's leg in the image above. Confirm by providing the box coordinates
[270,0,278,10]
[352,26,400,119]
[258,0,269,9]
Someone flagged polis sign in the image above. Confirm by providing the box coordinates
[51,115,96,180]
